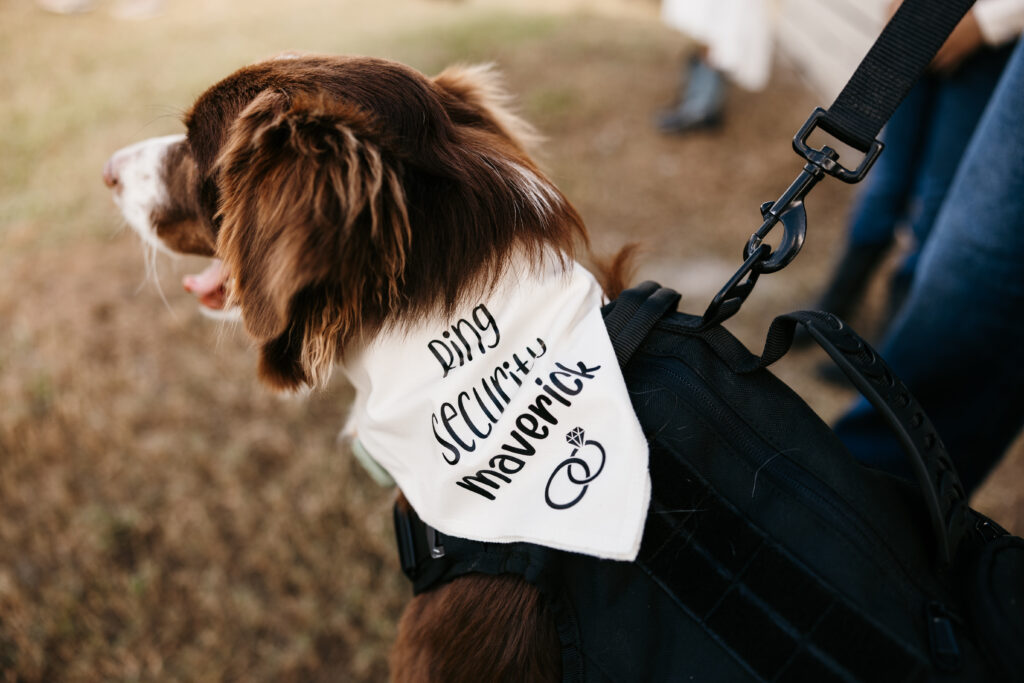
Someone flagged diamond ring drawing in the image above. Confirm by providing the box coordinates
[545,427,607,510]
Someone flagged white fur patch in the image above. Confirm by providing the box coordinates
[108,133,185,255]
[507,161,559,216]
[198,305,243,322]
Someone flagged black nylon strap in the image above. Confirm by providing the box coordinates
[820,0,977,152]
[602,280,661,341]
[392,503,586,681]
[610,287,681,366]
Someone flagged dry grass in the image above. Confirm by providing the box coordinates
[1,1,1021,680]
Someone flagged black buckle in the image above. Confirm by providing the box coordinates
[393,504,419,579]
[393,504,446,581]
[793,107,884,184]
[926,602,963,672]
[426,525,446,559]
[973,516,1007,542]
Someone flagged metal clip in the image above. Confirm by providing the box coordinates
[699,108,884,327]
[701,243,770,327]
[700,163,822,326]
[926,602,963,672]
[393,505,418,578]
[793,107,884,184]
[747,198,808,274]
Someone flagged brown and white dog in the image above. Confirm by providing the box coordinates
[104,54,633,681]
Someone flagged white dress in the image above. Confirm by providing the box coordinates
[662,0,777,91]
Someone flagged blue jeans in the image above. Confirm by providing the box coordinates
[835,39,1024,495]
[845,46,1012,283]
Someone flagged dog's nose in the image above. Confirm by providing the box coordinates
[102,156,119,188]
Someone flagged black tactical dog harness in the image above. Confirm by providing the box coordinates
[392,284,1018,682]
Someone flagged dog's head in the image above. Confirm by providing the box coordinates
[105,55,585,391]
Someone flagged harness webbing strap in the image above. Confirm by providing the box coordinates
[393,503,586,680]
[604,284,681,366]
[603,280,661,341]
[820,0,977,152]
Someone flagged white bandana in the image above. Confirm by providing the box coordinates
[341,258,650,561]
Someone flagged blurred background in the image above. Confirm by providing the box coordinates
[1,0,1021,680]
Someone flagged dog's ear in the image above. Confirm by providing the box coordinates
[432,63,541,153]
[216,89,411,391]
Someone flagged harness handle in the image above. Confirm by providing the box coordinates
[764,312,968,566]
[607,282,968,568]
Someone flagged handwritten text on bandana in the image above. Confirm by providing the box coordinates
[341,260,650,560]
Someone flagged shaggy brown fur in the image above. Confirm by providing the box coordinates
[181,56,587,391]
[391,575,562,682]
[388,499,561,683]
[151,141,212,255]
[122,54,634,681]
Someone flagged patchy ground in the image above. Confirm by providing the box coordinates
[1,1,1021,680]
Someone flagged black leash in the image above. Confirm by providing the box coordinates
[701,0,978,328]
[824,0,979,152]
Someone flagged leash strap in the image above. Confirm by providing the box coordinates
[703,0,979,326]
[820,0,978,153]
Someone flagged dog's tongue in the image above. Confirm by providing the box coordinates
[183,259,228,310]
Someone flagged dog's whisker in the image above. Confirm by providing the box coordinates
[213,312,238,350]
[134,243,152,295]
[150,251,177,317]
[136,106,188,136]
[135,243,177,318]
[109,217,129,240]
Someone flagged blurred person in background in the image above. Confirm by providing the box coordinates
[35,0,163,19]
[810,0,1024,343]
[834,32,1024,497]
[656,0,778,134]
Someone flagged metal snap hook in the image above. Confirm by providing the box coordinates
[746,199,808,274]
